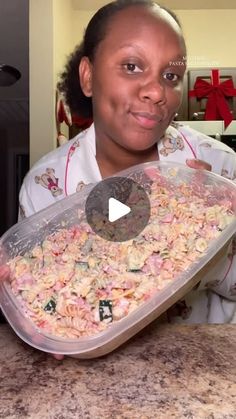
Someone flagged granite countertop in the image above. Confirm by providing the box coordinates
[0,322,235,419]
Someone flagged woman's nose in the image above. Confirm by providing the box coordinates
[139,79,166,105]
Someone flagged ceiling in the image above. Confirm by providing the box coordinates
[72,0,236,10]
[0,0,29,127]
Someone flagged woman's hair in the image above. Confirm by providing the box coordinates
[57,0,183,119]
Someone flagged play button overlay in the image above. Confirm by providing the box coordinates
[85,176,150,242]
[108,198,131,222]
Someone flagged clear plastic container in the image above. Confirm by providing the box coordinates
[0,161,236,358]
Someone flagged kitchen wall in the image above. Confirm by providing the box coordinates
[179,10,236,68]
[71,9,236,68]
[30,0,72,166]
[29,4,236,165]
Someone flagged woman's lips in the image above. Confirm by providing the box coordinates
[131,111,163,129]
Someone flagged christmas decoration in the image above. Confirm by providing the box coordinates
[189,69,236,129]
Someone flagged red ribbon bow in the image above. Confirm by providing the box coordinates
[189,69,236,129]
[57,94,92,129]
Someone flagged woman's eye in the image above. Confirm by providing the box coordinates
[124,63,142,74]
[163,73,179,82]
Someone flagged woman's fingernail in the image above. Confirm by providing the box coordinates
[53,354,64,360]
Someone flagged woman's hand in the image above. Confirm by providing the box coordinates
[53,354,64,360]
[186,158,212,172]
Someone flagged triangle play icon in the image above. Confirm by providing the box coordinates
[108,197,131,222]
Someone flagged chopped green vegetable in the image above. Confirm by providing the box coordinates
[44,299,56,314]
[99,300,113,322]
[127,268,142,272]
[76,261,89,271]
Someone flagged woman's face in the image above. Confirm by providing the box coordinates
[82,6,186,152]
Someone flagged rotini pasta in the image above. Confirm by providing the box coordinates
[7,175,236,339]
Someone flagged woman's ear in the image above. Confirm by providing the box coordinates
[79,57,92,97]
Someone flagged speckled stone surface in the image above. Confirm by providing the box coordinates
[0,322,235,419]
